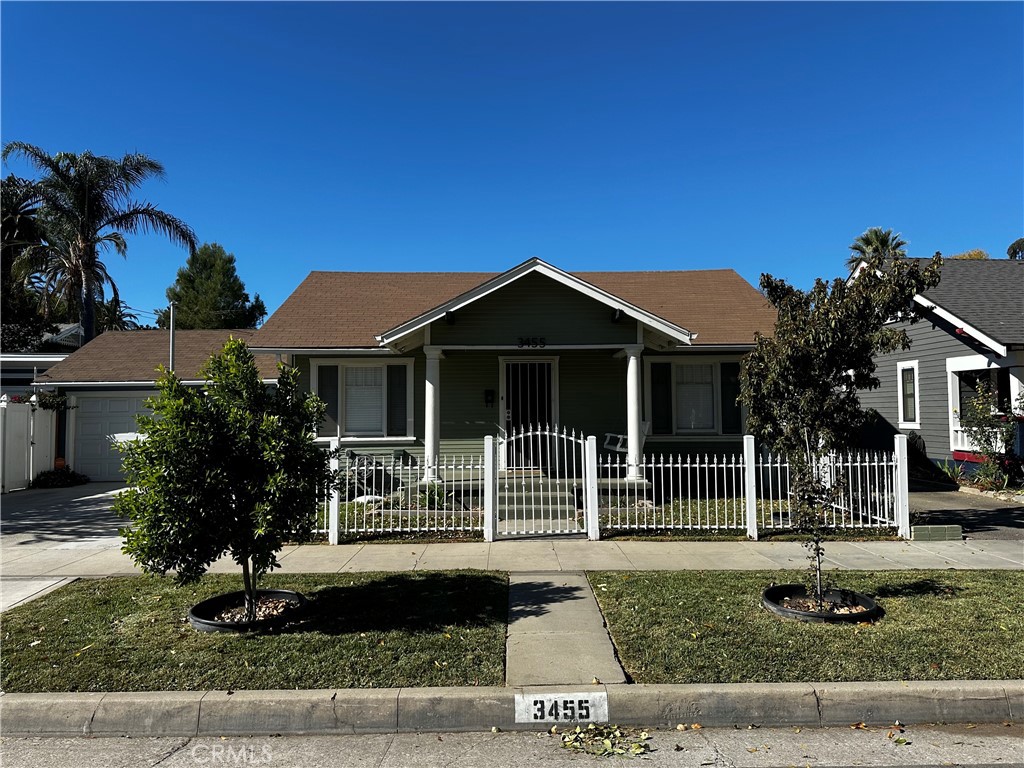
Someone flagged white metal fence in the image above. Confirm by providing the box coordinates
[599,437,908,538]
[315,434,910,542]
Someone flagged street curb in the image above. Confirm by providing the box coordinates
[1,680,1019,737]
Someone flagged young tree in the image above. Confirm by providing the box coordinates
[957,382,1022,490]
[156,243,266,329]
[740,252,942,608]
[115,339,331,622]
[2,142,197,342]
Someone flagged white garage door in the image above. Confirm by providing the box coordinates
[72,393,155,481]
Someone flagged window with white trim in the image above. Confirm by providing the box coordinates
[311,359,413,439]
[648,359,743,436]
[897,360,920,428]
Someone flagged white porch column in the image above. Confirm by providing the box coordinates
[624,344,643,481]
[423,346,442,481]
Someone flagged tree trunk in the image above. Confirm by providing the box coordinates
[241,556,257,623]
[81,271,96,343]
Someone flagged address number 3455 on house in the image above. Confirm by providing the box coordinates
[514,692,609,723]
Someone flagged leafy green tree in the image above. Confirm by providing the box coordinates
[156,243,266,329]
[1007,237,1024,260]
[115,339,331,622]
[740,251,942,608]
[846,227,907,272]
[1,142,197,342]
[1,174,54,351]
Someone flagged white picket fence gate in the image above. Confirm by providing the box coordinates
[318,431,910,541]
[0,396,56,493]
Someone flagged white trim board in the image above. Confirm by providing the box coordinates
[376,258,695,349]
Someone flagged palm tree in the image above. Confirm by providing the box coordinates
[846,227,908,272]
[2,142,197,342]
[96,298,141,332]
[1,174,54,351]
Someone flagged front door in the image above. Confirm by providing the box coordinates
[503,360,554,468]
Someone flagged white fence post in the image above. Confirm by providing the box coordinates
[894,434,911,539]
[483,435,496,542]
[0,395,7,494]
[585,435,600,541]
[744,434,759,540]
[328,438,340,545]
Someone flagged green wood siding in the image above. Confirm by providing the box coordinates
[430,271,639,346]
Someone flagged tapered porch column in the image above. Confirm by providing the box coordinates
[423,346,442,481]
[625,344,643,481]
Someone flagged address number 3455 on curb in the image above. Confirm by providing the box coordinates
[514,692,609,723]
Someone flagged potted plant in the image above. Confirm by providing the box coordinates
[115,338,334,631]
[740,247,941,622]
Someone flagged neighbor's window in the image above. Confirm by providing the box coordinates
[897,361,919,427]
[313,360,412,438]
[649,360,743,436]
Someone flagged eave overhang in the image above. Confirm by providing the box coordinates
[374,258,695,349]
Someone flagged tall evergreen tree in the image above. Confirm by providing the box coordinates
[156,243,266,329]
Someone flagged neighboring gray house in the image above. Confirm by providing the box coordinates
[251,258,778,476]
[861,258,1024,465]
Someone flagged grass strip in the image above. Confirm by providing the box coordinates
[590,569,1024,684]
[1,571,507,693]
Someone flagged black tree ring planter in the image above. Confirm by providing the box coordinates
[762,584,882,624]
[188,589,307,633]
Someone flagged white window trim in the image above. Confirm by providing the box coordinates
[310,357,414,441]
[896,360,920,430]
[642,356,747,438]
[945,353,1003,453]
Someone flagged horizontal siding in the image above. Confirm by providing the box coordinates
[860,318,976,463]
[430,271,639,346]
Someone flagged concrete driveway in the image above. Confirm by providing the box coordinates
[910,488,1024,540]
[1,482,132,612]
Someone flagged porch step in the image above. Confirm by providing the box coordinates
[497,490,580,508]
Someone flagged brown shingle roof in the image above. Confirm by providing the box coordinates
[35,330,280,385]
[253,267,776,349]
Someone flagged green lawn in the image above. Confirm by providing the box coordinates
[0,571,507,693]
[589,570,1024,684]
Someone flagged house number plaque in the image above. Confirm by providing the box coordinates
[514,692,609,723]
[516,337,546,348]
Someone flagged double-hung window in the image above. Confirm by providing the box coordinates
[648,359,743,436]
[897,361,920,429]
[312,359,413,439]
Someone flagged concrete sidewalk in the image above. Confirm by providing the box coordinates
[3,537,1022,580]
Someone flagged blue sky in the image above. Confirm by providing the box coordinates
[2,2,1021,323]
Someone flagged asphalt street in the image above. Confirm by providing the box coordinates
[2,722,1021,768]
